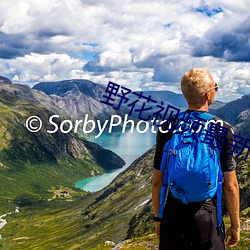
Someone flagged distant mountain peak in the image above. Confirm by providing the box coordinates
[33,79,118,122]
[33,79,102,98]
[212,94,250,126]
[0,76,12,85]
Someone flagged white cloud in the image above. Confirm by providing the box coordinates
[98,51,132,69]
[0,0,249,101]
[0,1,31,34]
[0,0,72,35]
[0,53,87,86]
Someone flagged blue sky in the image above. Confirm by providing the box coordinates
[0,0,249,102]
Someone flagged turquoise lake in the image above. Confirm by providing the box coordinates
[75,129,156,192]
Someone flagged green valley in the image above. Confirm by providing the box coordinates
[0,77,249,249]
[0,82,124,214]
[0,147,249,249]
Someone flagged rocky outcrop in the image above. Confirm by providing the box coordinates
[83,140,125,171]
[0,83,125,210]
[0,76,12,85]
[235,108,250,139]
[33,79,122,122]
[212,95,250,125]
[0,83,124,170]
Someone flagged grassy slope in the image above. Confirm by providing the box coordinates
[0,199,88,250]
[0,156,101,213]
[1,147,249,249]
[237,149,250,213]
[0,148,154,249]
[0,84,249,249]
[0,202,249,250]
[0,90,106,213]
[89,221,250,250]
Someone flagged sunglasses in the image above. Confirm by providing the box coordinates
[202,83,218,95]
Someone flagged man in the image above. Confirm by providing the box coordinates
[152,68,240,249]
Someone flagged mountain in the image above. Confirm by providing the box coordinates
[79,147,155,248]
[32,79,191,136]
[236,149,250,212]
[209,100,225,111]
[33,79,123,123]
[0,78,125,212]
[234,108,250,139]
[210,94,250,139]
[33,79,231,132]
[78,148,250,248]
[1,145,249,249]
[121,90,187,113]
[0,76,12,85]
[0,147,155,249]
[143,90,187,109]
[0,77,249,249]
[32,80,190,126]
[212,94,250,125]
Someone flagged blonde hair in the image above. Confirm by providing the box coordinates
[181,68,214,104]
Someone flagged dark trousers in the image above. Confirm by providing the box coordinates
[159,195,225,250]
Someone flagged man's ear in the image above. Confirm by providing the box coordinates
[203,92,209,100]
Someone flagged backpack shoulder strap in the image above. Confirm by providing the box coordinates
[177,111,217,122]
[199,112,217,121]
[200,111,224,230]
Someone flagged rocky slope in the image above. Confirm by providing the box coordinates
[0,76,12,85]
[0,78,125,212]
[78,147,249,249]
[33,79,123,122]
[212,94,250,126]
[32,80,196,126]
[234,108,250,139]
[210,94,250,140]
[1,144,248,249]
[236,149,250,212]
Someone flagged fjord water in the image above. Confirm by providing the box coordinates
[75,129,156,192]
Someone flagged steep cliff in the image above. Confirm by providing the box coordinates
[0,78,125,212]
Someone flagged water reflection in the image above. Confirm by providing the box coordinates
[75,129,156,192]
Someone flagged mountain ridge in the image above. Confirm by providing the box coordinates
[33,79,122,122]
[0,76,12,85]
[1,145,248,249]
[0,76,249,249]
[0,79,125,213]
[211,94,250,139]
[212,94,250,125]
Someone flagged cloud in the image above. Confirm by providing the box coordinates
[0,53,87,86]
[152,65,181,84]
[84,50,132,73]
[0,0,73,36]
[0,32,29,59]
[0,0,249,101]
[192,18,250,62]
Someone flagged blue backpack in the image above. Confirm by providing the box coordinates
[158,111,223,228]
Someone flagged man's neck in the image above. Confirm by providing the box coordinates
[187,103,209,112]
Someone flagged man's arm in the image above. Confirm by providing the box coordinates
[152,169,163,238]
[223,170,240,248]
[152,126,172,239]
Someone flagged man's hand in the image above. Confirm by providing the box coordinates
[225,225,240,248]
[155,221,161,239]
